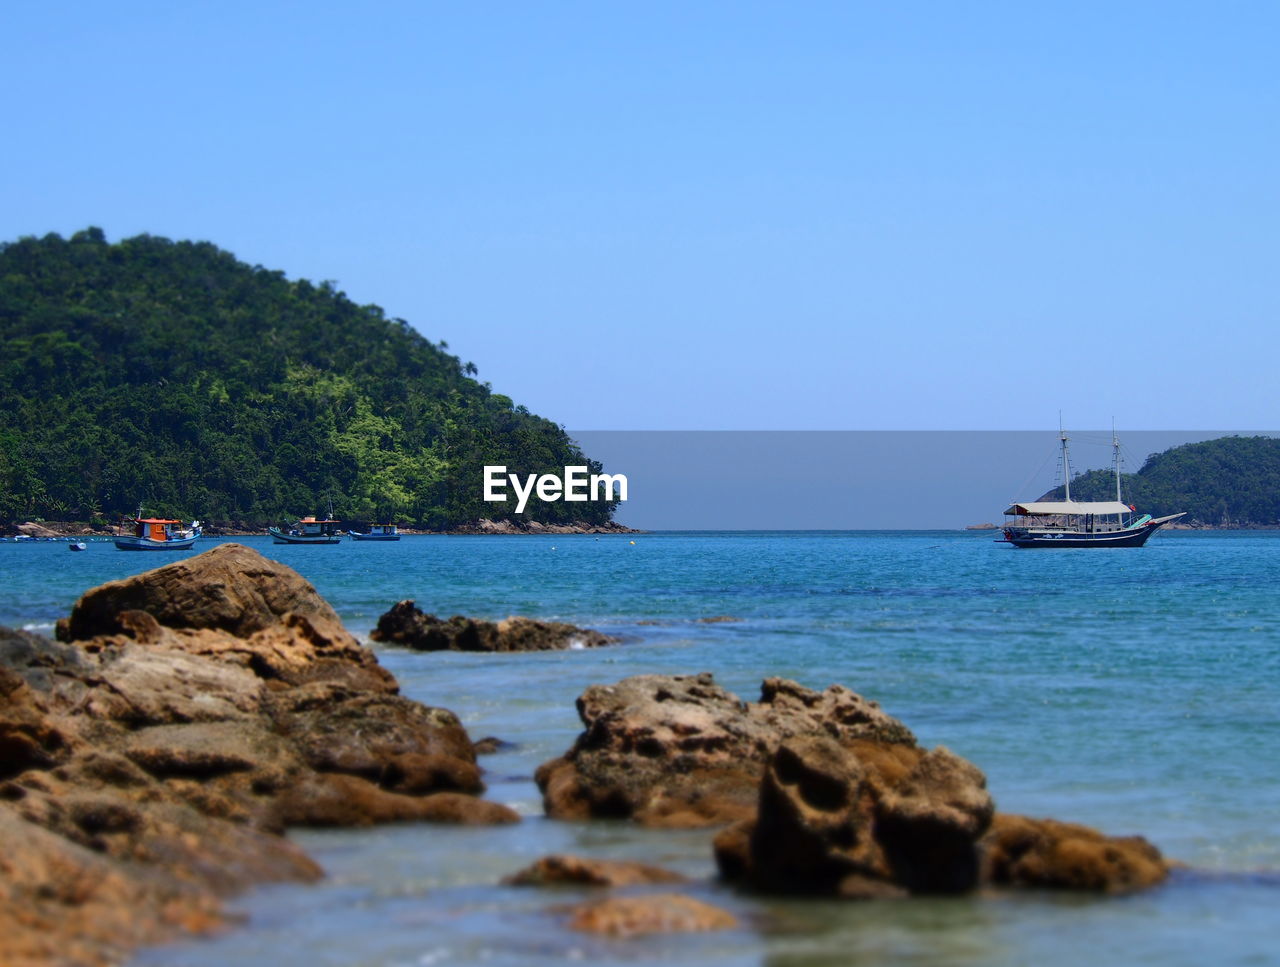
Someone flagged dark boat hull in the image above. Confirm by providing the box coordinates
[268,527,342,545]
[114,535,200,551]
[1001,522,1165,548]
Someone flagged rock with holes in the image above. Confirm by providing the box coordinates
[714,734,993,897]
[711,730,1168,898]
[535,672,915,827]
[539,672,1168,898]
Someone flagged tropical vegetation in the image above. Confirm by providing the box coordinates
[1048,436,1280,526]
[0,228,617,528]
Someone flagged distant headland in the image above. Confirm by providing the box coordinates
[1039,435,1280,529]
[0,229,621,531]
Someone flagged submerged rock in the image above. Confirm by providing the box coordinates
[566,893,738,936]
[505,854,688,887]
[0,544,517,967]
[981,813,1169,892]
[535,672,914,827]
[371,600,616,652]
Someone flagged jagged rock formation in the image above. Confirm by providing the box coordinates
[537,672,1169,897]
[535,672,915,828]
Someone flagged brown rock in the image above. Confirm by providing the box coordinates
[536,673,915,827]
[0,809,225,967]
[0,626,94,691]
[738,735,891,895]
[72,643,268,725]
[505,854,688,887]
[567,893,738,937]
[59,542,347,641]
[381,752,484,795]
[370,601,616,652]
[709,724,1166,900]
[273,690,479,787]
[876,745,995,893]
[16,521,60,538]
[472,735,509,755]
[715,735,992,897]
[981,813,1169,892]
[276,773,518,826]
[0,545,523,965]
[122,720,298,779]
[0,667,70,780]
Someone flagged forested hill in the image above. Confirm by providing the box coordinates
[1047,436,1280,526]
[0,228,616,528]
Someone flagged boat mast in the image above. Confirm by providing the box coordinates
[1113,420,1124,523]
[1060,417,1071,502]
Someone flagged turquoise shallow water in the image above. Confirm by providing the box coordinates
[3,531,1278,965]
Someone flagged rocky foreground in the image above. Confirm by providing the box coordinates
[0,544,516,967]
[1,547,1174,964]
[536,672,1170,898]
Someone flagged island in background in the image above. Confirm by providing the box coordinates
[0,229,622,533]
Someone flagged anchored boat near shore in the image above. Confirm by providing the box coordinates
[269,516,343,544]
[114,515,202,551]
[348,523,400,541]
[1000,428,1184,548]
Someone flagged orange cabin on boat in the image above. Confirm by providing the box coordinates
[134,518,181,541]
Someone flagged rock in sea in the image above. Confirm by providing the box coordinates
[371,599,616,651]
[536,672,1170,898]
[535,672,915,828]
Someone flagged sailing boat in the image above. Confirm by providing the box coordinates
[999,427,1185,548]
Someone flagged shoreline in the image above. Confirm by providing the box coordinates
[5,519,1273,539]
[3,518,644,539]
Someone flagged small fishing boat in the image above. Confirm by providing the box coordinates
[269,516,343,544]
[999,427,1184,548]
[69,542,88,552]
[348,523,400,541]
[114,516,202,551]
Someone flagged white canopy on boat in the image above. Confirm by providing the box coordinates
[1004,501,1133,516]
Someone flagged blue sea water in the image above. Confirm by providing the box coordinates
[2,531,1278,966]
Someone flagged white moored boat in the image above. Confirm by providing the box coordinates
[348,523,400,541]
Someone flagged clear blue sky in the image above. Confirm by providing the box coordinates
[6,2,1277,430]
